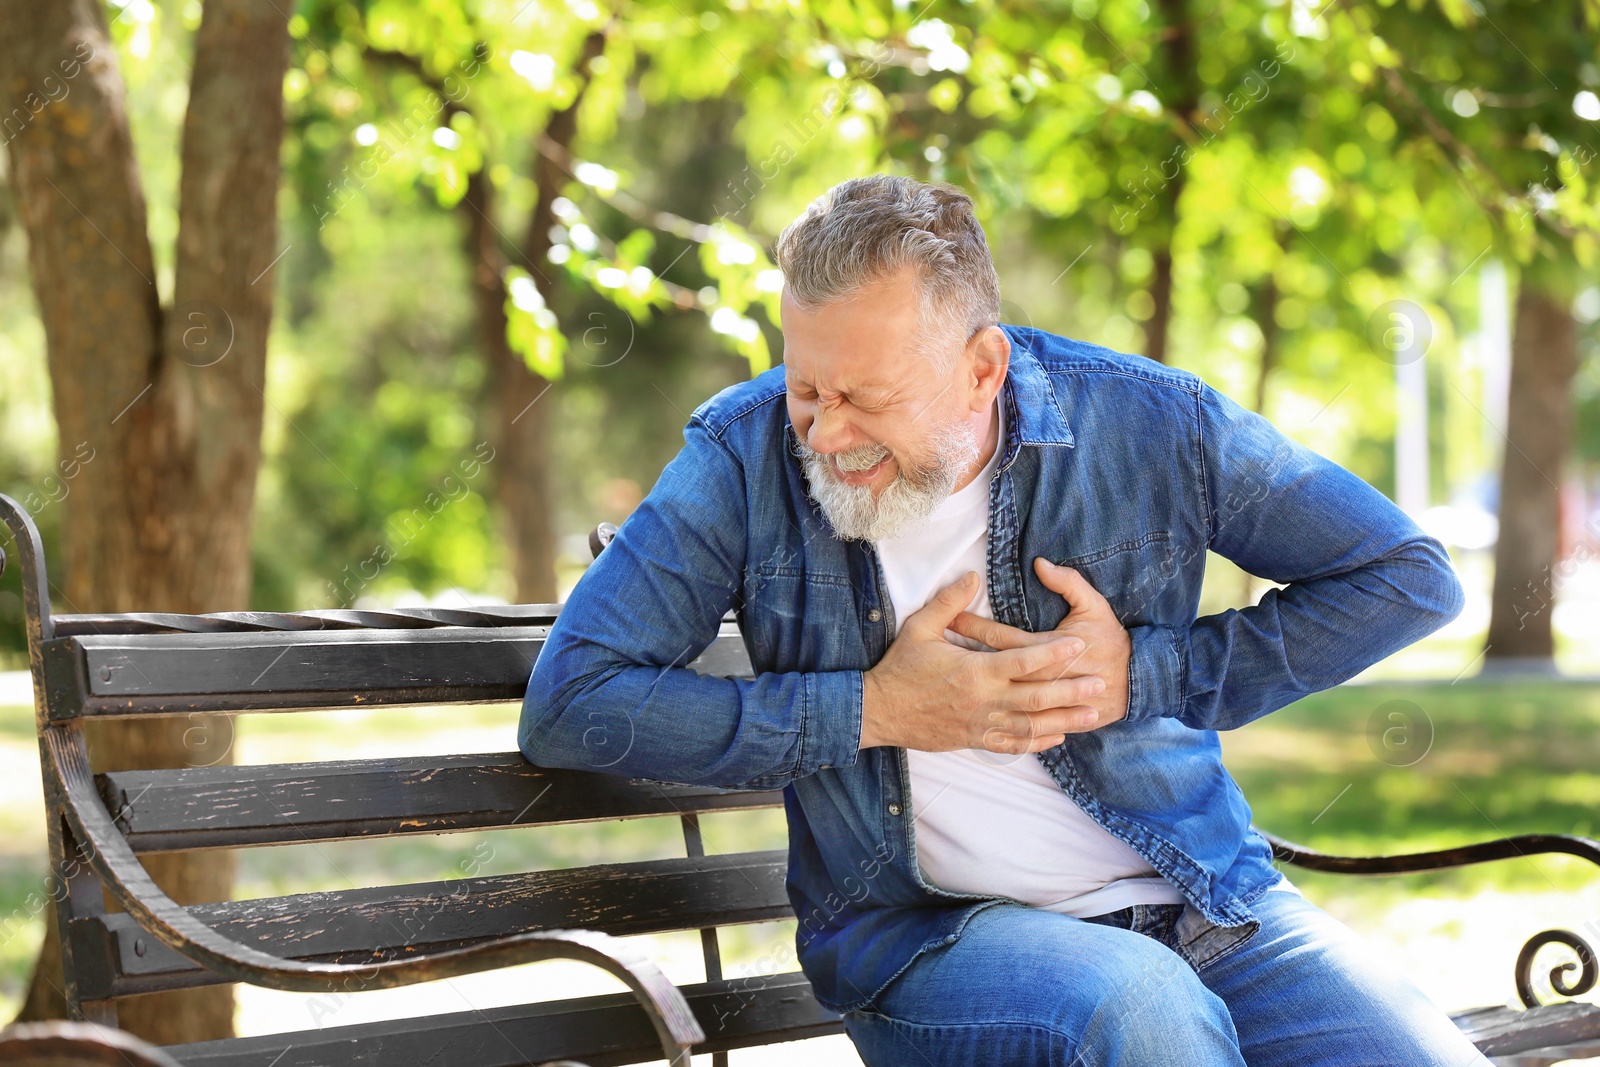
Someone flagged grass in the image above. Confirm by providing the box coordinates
[1224,679,1600,900]
[0,680,1598,1034]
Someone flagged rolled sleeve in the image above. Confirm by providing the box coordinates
[800,667,865,772]
[1123,622,1185,725]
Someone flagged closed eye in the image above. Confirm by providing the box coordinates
[787,382,895,410]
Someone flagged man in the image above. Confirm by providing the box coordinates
[520,174,1490,1066]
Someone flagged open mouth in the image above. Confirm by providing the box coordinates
[833,455,888,484]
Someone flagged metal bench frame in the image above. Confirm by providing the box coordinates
[2,494,1598,1066]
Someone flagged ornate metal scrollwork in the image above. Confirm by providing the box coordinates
[1516,928,1598,1009]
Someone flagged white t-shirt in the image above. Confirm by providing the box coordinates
[872,397,1300,916]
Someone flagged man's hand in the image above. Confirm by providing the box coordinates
[860,570,1105,755]
[947,557,1132,732]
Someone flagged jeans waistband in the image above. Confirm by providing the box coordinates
[1083,898,1264,974]
[1081,901,1187,942]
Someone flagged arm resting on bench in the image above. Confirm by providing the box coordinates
[521,415,864,791]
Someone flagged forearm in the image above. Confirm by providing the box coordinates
[520,642,865,789]
[1126,534,1464,731]
[514,408,871,790]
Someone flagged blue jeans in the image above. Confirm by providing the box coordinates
[840,890,1494,1066]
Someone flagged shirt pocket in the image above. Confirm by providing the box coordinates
[1045,530,1178,628]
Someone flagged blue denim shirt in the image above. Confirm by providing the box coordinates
[519,324,1465,1014]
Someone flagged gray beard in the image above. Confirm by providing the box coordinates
[792,416,984,542]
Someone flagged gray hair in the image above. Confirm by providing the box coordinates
[774,174,1002,373]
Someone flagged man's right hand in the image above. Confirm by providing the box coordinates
[859,570,1104,755]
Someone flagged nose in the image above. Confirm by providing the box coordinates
[806,398,857,456]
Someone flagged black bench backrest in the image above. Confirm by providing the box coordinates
[0,495,841,1066]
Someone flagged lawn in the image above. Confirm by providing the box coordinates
[0,679,1596,1056]
[1222,679,1600,1028]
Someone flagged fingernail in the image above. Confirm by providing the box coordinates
[1092,680,1106,695]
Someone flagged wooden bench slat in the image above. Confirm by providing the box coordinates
[1489,1043,1600,1067]
[48,604,568,637]
[41,623,751,718]
[162,971,841,1066]
[70,851,791,999]
[1448,1001,1600,1056]
[99,753,784,852]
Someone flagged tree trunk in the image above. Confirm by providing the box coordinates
[1237,253,1283,606]
[1143,0,1199,366]
[468,162,559,605]
[2,0,289,1043]
[368,34,599,605]
[1251,261,1281,416]
[481,32,604,605]
[1485,281,1577,666]
[1146,242,1178,365]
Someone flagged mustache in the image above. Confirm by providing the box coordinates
[791,435,891,474]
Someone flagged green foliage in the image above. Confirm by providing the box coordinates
[504,265,568,380]
[2,0,1597,627]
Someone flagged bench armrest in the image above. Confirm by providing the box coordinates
[0,1021,184,1067]
[42,724,704,1065]
[1256,827,1600,876]
[1257,826,1600,1009]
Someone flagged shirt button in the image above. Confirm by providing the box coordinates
[868,609,882,622]
[888,803,902,816]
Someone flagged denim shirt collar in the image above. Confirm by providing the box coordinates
[996,325,1075,472]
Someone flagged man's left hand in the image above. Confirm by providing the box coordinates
[947,557,1131,732]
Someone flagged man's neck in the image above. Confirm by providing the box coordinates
[949,395,1002,496]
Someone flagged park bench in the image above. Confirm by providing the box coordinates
[2,492,1599,1066]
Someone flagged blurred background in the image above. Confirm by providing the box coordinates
[0,0,1597,1060]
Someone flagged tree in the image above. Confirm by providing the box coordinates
[281,1,795,604]
[0,0,289,1041]
[1333,0,1598,667]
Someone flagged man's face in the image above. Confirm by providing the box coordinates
[780,267,1000,541]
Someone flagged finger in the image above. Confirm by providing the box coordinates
[908,570,981,636]
[1022,705,1102,735]
[995,634,1086,679]
[979,707,1032,740]
[979,722,1069,755]
[948,610,1037,650]
[1034,558,1107,617]
[978,704,1101,758]
[1011,673,1105,713]
[979,729,1068,755]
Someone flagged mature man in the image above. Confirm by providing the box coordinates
[520,175,1490,1066]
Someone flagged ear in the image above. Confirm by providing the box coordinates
[968,326,1010,411]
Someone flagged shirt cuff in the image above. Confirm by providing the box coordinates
[1125,623,1184,724]
[798,669,864,774]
